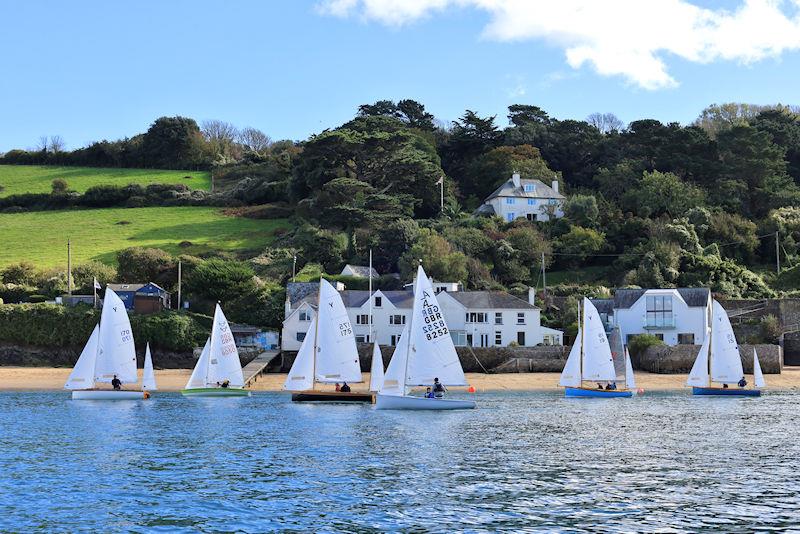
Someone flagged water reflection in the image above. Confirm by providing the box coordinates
[0,391,798,531]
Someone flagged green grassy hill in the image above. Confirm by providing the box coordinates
[0,165,211,196]
[0,207,288,268]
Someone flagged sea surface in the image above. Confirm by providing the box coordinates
[0,390,798,532]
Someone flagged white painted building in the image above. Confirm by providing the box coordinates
[591,288,711,347]
[475,172,565,222]
[282,282,563,351]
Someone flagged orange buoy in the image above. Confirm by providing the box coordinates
[637,388,645,395]
[468,386,476,393]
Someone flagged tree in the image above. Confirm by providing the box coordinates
[140,116,209,169]
[751,108,800,183]
[238,127,272,154]
[358,99,436,130]
[0,262,37,284]
[537,119,604,188]
[462,144,557,202]
[563,194,599,227]
[116,248,176,285]
[586,112,623,134]
[72,261,116,293]
[554,226,605,267]
[49,135,65,153]
[201,119,240,162]
[621,170,705,218]
[183,258,257,306]
[398,229,468,282]
[693,102,781,138]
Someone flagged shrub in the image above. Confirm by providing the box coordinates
[627,334,665,358]
[1,262,37,284]
[80,185,132,207]
[51,178,69,193]
[760,315,782,344]
[117,247,176,285]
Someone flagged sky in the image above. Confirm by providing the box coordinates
[1,0,800,151]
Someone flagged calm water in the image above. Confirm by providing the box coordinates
[0,390,798,532]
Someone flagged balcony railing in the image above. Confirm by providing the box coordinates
[643,313,676,329]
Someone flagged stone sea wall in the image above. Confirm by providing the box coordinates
[635,343,782,374]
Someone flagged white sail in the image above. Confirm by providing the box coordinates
[284,315,317,391]
[581,298,616,382]
[380,325,409,396]
[205,304,244,387]
[369,342,384,392]
[64,325,99,390]
[687,328,711,387]
[559,328,582,387]
[406,265,467,386]
[753,348,766,388]
[314,279,362,383]
[94,288,137,384]
[624,347,636,390]
[142,342,157,391]
[186,338,211,389]
[709,300,744,384]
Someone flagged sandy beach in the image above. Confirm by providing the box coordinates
[2,367,800,392]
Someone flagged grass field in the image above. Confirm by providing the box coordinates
[0,207,289,268]
[0,165,211,197]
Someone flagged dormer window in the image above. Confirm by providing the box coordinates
[374,296,382,307]
[524,184,534,192]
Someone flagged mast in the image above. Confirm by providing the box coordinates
[402,262,420,391]
[707,302,713,384]
[311,277,322,390]
[579,301,585,386]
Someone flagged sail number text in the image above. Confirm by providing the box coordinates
[120,329,133,343]
[339,321,353,337]
[421,301,448,341]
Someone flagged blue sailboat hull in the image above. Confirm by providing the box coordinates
[564,387,632,398]
[692,387,761,397]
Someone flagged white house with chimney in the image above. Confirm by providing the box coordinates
[591,288,712,347]
[281,282,562,351]
[475,172,565,222]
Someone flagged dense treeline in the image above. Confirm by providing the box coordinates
[2,100,800,318]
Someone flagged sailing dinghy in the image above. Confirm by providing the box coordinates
[142,342,157,397]
[375,265,475,410]
[559,298,633,398]
[284,279,371,402]
[181,303,250,397]
[688,301,763,396]
[65,288,147,400]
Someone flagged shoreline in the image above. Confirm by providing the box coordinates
[2,367,800,392]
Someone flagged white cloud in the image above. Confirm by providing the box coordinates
[316,0,800,90]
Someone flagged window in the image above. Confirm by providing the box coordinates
[355,335,366,343]
[548,199,558,205]
[389,315,406,325]
[374,296,382,307]
[466,312,488,323]
[451,331,467,346]
[678,333,695,345]
[494,312,503,325]
[507,213,515,222]
[355,314,371,325]
[495,331,502,346]
[524,184,534,192]
[526,214,535,221]
[646,295,674,328]
[517,332,526,345]
[296,332,306,342]
[299,310,311,322]
[390,335,399,346]
[654,333,664,341]
[506,198,515,205]
[517,312,525,325]
[480,334,489,347]
[527,199,535,206]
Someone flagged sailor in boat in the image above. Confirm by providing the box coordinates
[425,387,434,398]
[340,382,351,393]
[335,383,341,392]
[433,377,446,398]
[111,375,122,391]
[221,380,230,388]
[738,377,747,388]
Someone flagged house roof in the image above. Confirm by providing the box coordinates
[341,264,380,278]
[107,282,168,293]
[446,291,538,310]
[485,178,565,202]
[612,288,710,309]
[340,290,415,309]
[590,298,615,315]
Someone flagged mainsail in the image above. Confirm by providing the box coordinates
[709,301,744,384]
[142,342,157,391]
[64,325,99,390]
[369,342,384,392]
[205,304,244,388]
[559,327,582,387]
[581,298,616,382]
[186,338,211,389]
[753,348,766,388]
[284,315,317,391]
[624,347,636,390]
[94,288,137,384]
[405,265,467,387]
[314,279,362,384]
[380,326,409,396]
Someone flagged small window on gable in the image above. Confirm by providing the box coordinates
[524,184,534,192]
[374,296,382,307]
[506,198,515,205]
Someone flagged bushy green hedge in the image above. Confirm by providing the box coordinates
[0,304,206,352]
[627,334,665,358]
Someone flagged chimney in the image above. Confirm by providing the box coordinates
[551,179,559,194]
[512,172,521,188]
[528,286,536,306]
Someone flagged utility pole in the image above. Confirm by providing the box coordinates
[67,239,72,296]
[541,252,547,299]
[292,255,297,282]
[177,260,182,310]
[776,231,781,273]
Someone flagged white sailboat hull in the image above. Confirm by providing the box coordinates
[72,390,147,400]
[375,394,476,410]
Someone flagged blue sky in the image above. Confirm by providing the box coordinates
[1,0,799,151]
